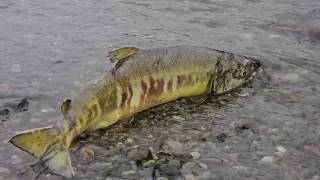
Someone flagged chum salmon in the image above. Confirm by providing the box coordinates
[9,45,262,178]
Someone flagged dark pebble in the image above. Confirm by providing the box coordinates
[216,133,227,142]
[6,99,29,112]
[0,108,9,116]
[53,60,64,64]
[159,164,180,176]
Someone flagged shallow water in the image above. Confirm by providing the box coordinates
[0,0,320,179]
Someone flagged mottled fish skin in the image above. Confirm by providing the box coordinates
[56,46,260,149]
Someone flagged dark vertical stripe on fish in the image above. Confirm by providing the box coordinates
[92,104,98,120]
[127,84,133,107]
[121,85,127,108]
[167,78,172,92]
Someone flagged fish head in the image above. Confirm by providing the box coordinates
[213,55,261,95]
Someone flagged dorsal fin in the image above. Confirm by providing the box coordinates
[61,99,72,115]
[107,47,138,75]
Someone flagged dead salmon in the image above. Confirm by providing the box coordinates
[9,45,261,178]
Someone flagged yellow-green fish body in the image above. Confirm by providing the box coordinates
[9,46,261,178]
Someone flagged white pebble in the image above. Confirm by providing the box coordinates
[276,146,287,154]
[261,156,275,163]
[190,152,201,159]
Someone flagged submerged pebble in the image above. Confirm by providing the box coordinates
[0,167,10,175]
[159,163,180,176]
[304,140,320,156]
[167,140,183,151]
[190,151,201,159]
[7,99,29,112]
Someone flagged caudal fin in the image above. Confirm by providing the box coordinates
[9,126,75,178]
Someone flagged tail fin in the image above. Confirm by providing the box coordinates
[9,126,75,178]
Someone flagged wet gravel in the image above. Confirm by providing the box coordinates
[1,0,320,179]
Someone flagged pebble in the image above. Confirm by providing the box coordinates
[160,164,180,176]
[0,108,9,116]
[304,140,320,156]
[0,84,9,89]
[232,166,248,171]
[199,171,212,180]
[142,160,156,168]
[198,163,207,169]
[167,140,183,151]
[172,115,185,121]
[276,146,287,154]
[270,135,281,143]
[184,174,197,180]
[82,144,108,156]
[157,177,169,180]
[168,159,181,168]
[199,131,211,141]
[90,162,112,170]
[122,170,136,176]
[261,156,276,163]
[30,117,42,123]
[311,175,319,180]
[11,158,23,165]
[0,167,10,175]
[201,158,223,165]
[191,151,201,159]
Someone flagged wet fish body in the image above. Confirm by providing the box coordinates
[9,46,261,178]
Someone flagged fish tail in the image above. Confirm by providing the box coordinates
[9,126,75,178]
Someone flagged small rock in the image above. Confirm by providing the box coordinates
[202,158,223,165]
[270,135,281,143]
[167,140,183,151]
[11,158,23,165]
[304,140,320,156]
[143,160,156,168]
[53,60,64,64]
[30,118,42,123]
[199,131,211,141]
[122,170,136,176]
[311,175,319,180]
[128,149,140,161]
[0,84,9,89]
[261,156,276,163]
[160,164,180,176]
[0,167,10,175]
[125,138,134,145]
[216,133,227,142]
[190,152,201,159]
[83,144,108,156]
[80,147,95,160]
[232,166,248,171]
[157,177,169,180]
[184,174,197,180]
[6,99,29,112]
[198,163,207,169]
[168,159,181,168]
[0,108,9,116]
[137,145,152,159]
[276,146,287,154]
[90,162,112,170]
[230,121,252,133]
[11,155,18,159]
[172,115,185,122]
[180,162,197,176]
[199,171,212,180]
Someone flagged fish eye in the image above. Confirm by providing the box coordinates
[242,71,246,76]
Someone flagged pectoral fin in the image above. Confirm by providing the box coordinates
[108,47,139,75]
[183,73,215,108]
